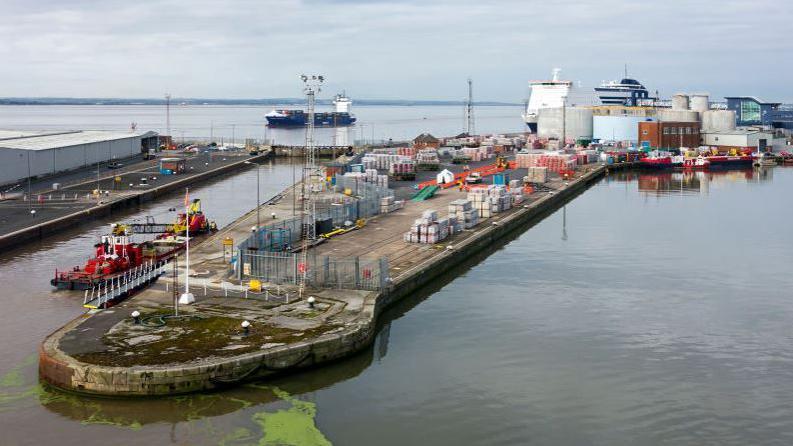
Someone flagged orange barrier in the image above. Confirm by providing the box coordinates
[417,160,515,190]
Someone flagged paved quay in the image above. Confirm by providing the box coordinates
[39,162,610,396]
[0,150,272,249]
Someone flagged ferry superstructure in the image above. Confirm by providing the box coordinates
[522,68,594,133]
[594,68,654,106]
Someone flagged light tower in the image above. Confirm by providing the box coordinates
[298,74,324,300]
[466,78,475,136]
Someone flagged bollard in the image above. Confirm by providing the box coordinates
[308,296,316,308]
[241,320,250,336]
[131,310,141,325]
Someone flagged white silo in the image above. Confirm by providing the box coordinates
[657,109,699,122]
[690,94,709,113]
[672,93,690,111]
[701,110,736,131]
[537,107,594,141]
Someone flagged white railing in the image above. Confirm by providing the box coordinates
[83,260,167,309]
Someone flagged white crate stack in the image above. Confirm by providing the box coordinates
[380,195,405,214]
[416,150,440,164]
[467,185,511,219]
[343,169,389,188]
[508,180,525,205]
[404,209,450,244]
[448,199,479,229]
[526,166,548,183]
[456,146,493,162]
[361,153,409,171]
[389,160,416,175]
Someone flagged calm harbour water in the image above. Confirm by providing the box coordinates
[1,166,791,445]
[1,105,793,444]
[0,104,527,146]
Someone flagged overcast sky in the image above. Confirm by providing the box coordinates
[1,0,791,102]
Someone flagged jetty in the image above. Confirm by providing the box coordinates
[38,156,621,396]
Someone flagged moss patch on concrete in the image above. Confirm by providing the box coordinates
[73,313,339,367]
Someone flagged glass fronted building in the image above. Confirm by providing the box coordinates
[725,96,793,129]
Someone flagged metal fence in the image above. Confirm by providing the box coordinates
[233,174,393,290]
[237,174,393,254]
[238,250,388,291]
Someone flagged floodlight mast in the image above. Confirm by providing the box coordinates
[298,74,324,299]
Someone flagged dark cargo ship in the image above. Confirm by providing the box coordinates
[265,93,356,128]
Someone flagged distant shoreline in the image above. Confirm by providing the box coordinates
[0,98,521,107]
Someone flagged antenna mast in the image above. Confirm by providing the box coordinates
[466,78,475,136]
[298,74,324,300]
[165,93,171,149]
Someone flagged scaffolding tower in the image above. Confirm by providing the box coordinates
[298,74,324,299]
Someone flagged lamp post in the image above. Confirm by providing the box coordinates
[561,95,567,148]
[245,161,261,248]
[25,152,31,212]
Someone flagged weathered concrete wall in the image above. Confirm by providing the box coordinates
[39,165,609,396]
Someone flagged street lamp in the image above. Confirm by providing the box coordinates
[244,160,261,248]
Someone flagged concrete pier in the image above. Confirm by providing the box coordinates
[39,162,610,396]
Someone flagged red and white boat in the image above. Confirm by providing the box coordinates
[51,199,216,290]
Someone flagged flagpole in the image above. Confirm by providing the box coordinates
[179,187,195,305]
[185,186,190,295]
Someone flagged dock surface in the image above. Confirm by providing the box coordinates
[39,162,611,396]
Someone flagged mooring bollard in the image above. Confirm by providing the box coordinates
[241,320,250,336]
[131,310,141,325]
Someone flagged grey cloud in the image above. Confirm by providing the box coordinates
[0,0,790,102]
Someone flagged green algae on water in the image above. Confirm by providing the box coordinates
[0,354,36,388]
[251,388,331,446]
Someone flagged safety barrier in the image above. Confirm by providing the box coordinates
[83,260,167,309]
[237,250,388,291]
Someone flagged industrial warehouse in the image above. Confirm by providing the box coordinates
[523,68,791,154]
[0,130,158,186]
[531,92,790,153]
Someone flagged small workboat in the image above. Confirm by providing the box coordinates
[51,199,216,290]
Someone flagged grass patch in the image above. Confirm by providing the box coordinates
[74,314,339,367]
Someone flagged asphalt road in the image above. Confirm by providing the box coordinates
[0,150,263,237]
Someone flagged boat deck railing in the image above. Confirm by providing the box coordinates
[83,260,167,309]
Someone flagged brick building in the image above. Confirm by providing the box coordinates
[413,133,440,150]
[638,121,700,149]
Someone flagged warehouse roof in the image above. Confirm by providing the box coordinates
[724,96,781,107]
[701,128,772,135]
[0,130,154,151]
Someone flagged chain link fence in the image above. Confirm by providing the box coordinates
[234,174,393,290]
[238,250,388,291]
[237,174,393,253]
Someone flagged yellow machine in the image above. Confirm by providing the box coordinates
[496,156,508,169]
[249,279,262,292]
[319,219,366,239]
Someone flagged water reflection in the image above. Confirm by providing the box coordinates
[609,168,770,196]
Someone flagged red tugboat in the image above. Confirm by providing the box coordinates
[637,151,673,169]
[51,199,217,290]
